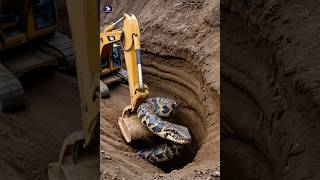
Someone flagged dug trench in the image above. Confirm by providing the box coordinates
[222,1,320,179]
[100,52,219,179]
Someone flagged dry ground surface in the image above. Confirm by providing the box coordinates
[100,0,220,179]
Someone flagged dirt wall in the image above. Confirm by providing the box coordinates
[221,0,320,179]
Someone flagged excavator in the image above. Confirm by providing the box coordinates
[0,0,98,179]
[99,18,129,98]
[48,2,149,179]
[100,15,152,143]
[1,0,147,178]
[0,0,75,112]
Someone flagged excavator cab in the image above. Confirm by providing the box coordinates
[111,44,122,67]
[31,0,56,30]
[100,43,123,72]
[0,0,58,49]
[99,23,129,97]
[0,0,76,112]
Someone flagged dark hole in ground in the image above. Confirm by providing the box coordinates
[157,143,198,173]
[104,58,205,173]
[129,117,200,173]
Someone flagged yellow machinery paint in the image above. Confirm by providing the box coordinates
[100,14,149,110]
[100,14,152,143]
[48,0,99,179]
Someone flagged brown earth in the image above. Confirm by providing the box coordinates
[221,0,320,179]
[0,68,81,180]
[100,0,220,179]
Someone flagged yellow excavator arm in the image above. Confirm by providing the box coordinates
[101,14,149,111]
[101,14,152,143]
[66,0,100,145]
[48,1,99,179]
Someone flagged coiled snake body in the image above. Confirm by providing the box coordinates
[137,97,192,163]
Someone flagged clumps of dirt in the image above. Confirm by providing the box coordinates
[176,0,205,10]
[100,0,219,179]
[222,0,320,179]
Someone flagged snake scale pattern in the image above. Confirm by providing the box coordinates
[137,97,192,163]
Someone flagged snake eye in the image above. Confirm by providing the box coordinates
[173,130,178,134]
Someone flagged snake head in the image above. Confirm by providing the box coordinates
[137,150,156,163]
[163,124,192,144]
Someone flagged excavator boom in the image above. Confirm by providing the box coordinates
[101,14,149,111]
[100,14,151,143]
[121,14,149,110]
[48,0,99,179]
[66,0,100,144]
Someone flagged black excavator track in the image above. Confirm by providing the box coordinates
[43,32,76,73]
[0,63,24,112]
[0,32,75,112]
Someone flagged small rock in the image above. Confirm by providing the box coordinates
[105,154,112,160]
[212,170,220,177]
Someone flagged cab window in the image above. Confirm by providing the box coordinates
[112,46,122,67]
[32,0,56,30]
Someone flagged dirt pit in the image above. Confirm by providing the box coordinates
[222,1,320,179]
[141,53,216,173]
[100,0,219,179]
[100,53,219,179]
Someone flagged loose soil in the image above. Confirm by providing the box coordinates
[100,0,220,179]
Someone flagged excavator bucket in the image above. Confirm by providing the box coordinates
[118,106,152,143]
[48,131,99,180]
[100,14,152,143]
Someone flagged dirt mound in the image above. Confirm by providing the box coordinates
[100,0,219,179]
[222,1,320,179]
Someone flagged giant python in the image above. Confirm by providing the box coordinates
[137,97,192,163]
